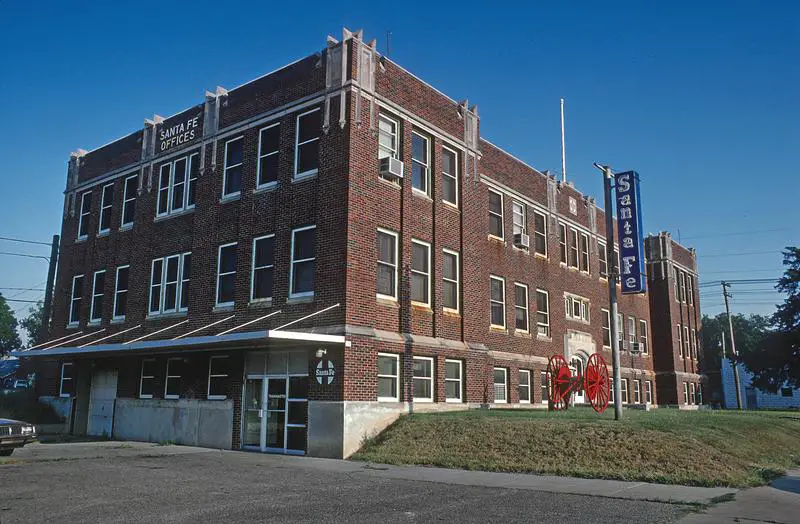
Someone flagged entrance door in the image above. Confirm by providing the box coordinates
[87,370,118,437]
[243,375,308,454]
[570,357,585,404]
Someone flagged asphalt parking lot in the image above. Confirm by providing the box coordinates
[0,442,694,523]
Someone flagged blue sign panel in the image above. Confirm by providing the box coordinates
[614,171,647,294]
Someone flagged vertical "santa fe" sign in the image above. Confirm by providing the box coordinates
[614,171,647,294]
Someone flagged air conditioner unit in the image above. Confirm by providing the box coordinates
[630,342,641,354]
[514,233,530,249]
[380,157,404,180]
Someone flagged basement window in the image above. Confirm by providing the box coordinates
[377,353,399,402]
[139,359,157,399]
[165,358,182,400]
[493,368,507,403]
[445,359,463,403]
[519,369,531,403]
[208,356,231,400]
[412,356,434,402]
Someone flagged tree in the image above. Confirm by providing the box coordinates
[20,301,44,347]
[739,247,800,392]
[0,293,22,357]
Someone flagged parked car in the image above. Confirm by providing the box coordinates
[0,419,37,456]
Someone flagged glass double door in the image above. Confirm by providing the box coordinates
[243,375,308,454]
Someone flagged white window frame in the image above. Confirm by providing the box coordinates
[223,137,244,198]
[680,271,687,303]
[442,248,460,312]
[410,239,431,307]
[150,252,191,315]
[558,223,567,264]
[98,183,114,235]
[157,153,199,216]
[490,275,506,329]
[377,353,400,402]
[536,289,550,338]
[59,362,74,398]
[601,309,611,348]
[488,189,504,240]
[674,267,681,303]
[378,114,399,160]
[687,274,694,305]
[294,107,320,180]
[533,211,547,257]
[89,269,105,323]
[164,357,182,400]
[121,173,138,228]
[512,200,526,236]
[139,358,156,399]
[410,131,431,196]
[445,359,463,403]
[690,382,696,405]
[691,328,697,359]
[569,228,579,268]
[640,319,649,354]
[633,379,641,404]
[683,382,690,404]
[376,228,399,301]
[645,380,653,404]
[617,313,624,344]
[684,326,691,358]
[441,145,458,206]
[677,325,684,358]
[256,122,280,189]
[579,233,590,273]
[598,240,608,278]
[519,369,531,404]
[289,225,316,299]
[514,282,529,333]
[540,371,549,405]
[628,316,636,346]
[113,265,129,321]
[493,367,508,404]
[69,274,84,325]
[621,378,629,404]
[412,356,434,403]
[207,355,230,400]
[251,234,275,302]
[565,294,590,323]
[77,191,91,240]
[216,243,238,307]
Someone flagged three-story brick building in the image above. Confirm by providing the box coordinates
[18,29,704,458]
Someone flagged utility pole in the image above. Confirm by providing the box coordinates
[37,234,59,344]
[598,164,622,420]
[721,281,743,410]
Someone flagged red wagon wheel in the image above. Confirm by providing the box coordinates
[546,355,572,411]
[584,353,610,413]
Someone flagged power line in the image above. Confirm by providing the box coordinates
[699,278,780,288]
[699,250,781,259]
[682,228,791,240]
[0,287,45,292]
[0,235,52,247]
[5,299,40,303]
[0,251,50,261]
[700,269,782,275]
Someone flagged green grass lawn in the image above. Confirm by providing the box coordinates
[351,408,800,487]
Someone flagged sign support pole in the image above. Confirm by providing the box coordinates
[600,165,623,421]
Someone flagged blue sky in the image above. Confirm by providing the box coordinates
[0,1,797,336]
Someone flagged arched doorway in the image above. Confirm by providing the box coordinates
[570,356,585,404]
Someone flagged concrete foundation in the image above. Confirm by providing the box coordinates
[113,398,233,449]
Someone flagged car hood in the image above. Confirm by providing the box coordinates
[0,419,28,425]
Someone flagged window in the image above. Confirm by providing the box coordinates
[411,131,430,194]
[565,294,590,323]
[442,249,459,311]
[412,356,434,402]
[519,370,531,403]
[121,174,137,227]
[249,235,275,301]
[69,275,84,325]
[781,387,793,397]
[488,190,504,239]
[568,228,579,268]
[533,211,547,256]
[540,371,549,404]
[150,253,191,314]
[445,359,463,402]
[113,266,129,320]
[601,309,611,347]
[490,276,506,328]
[493,368,507,403]
[683,382,689,404]
[290,226,316,298]
[208,356,231,400]
[98,183,114,234]
[377,353,399,402]
[633,379,641,404]
[514,283,529,332]
[257,123,280,187]
[677,325,684,358]
[697,384,703,405]
[621,378,629,403]
[598,241,608,277]
[59,362,74,397]
[165,358,182,399]
[223,137,244,197]
[617,313,624,345]
[90,270,105,323]
[558,223,567,264]
[77,191,91,239]
[536,289,550,337]
[158,153,199,215]
[610,381,614,403]
[613,247,620,276]
[687,275,694,305]
[680,271,687,303]
[216,244,237,306]
[690,383,696,405]
[512,201,526,236]
[684,326,691,358]
[139,359,157,399]
[442,146,458,205]
[645,380,653,404]
[376,229,399,300]
[378,115,399,183]
[295,108,320,178]
[579,233,590,273]
[691,328,697,359]
[628,316,636,348]
[411,240,431,305]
